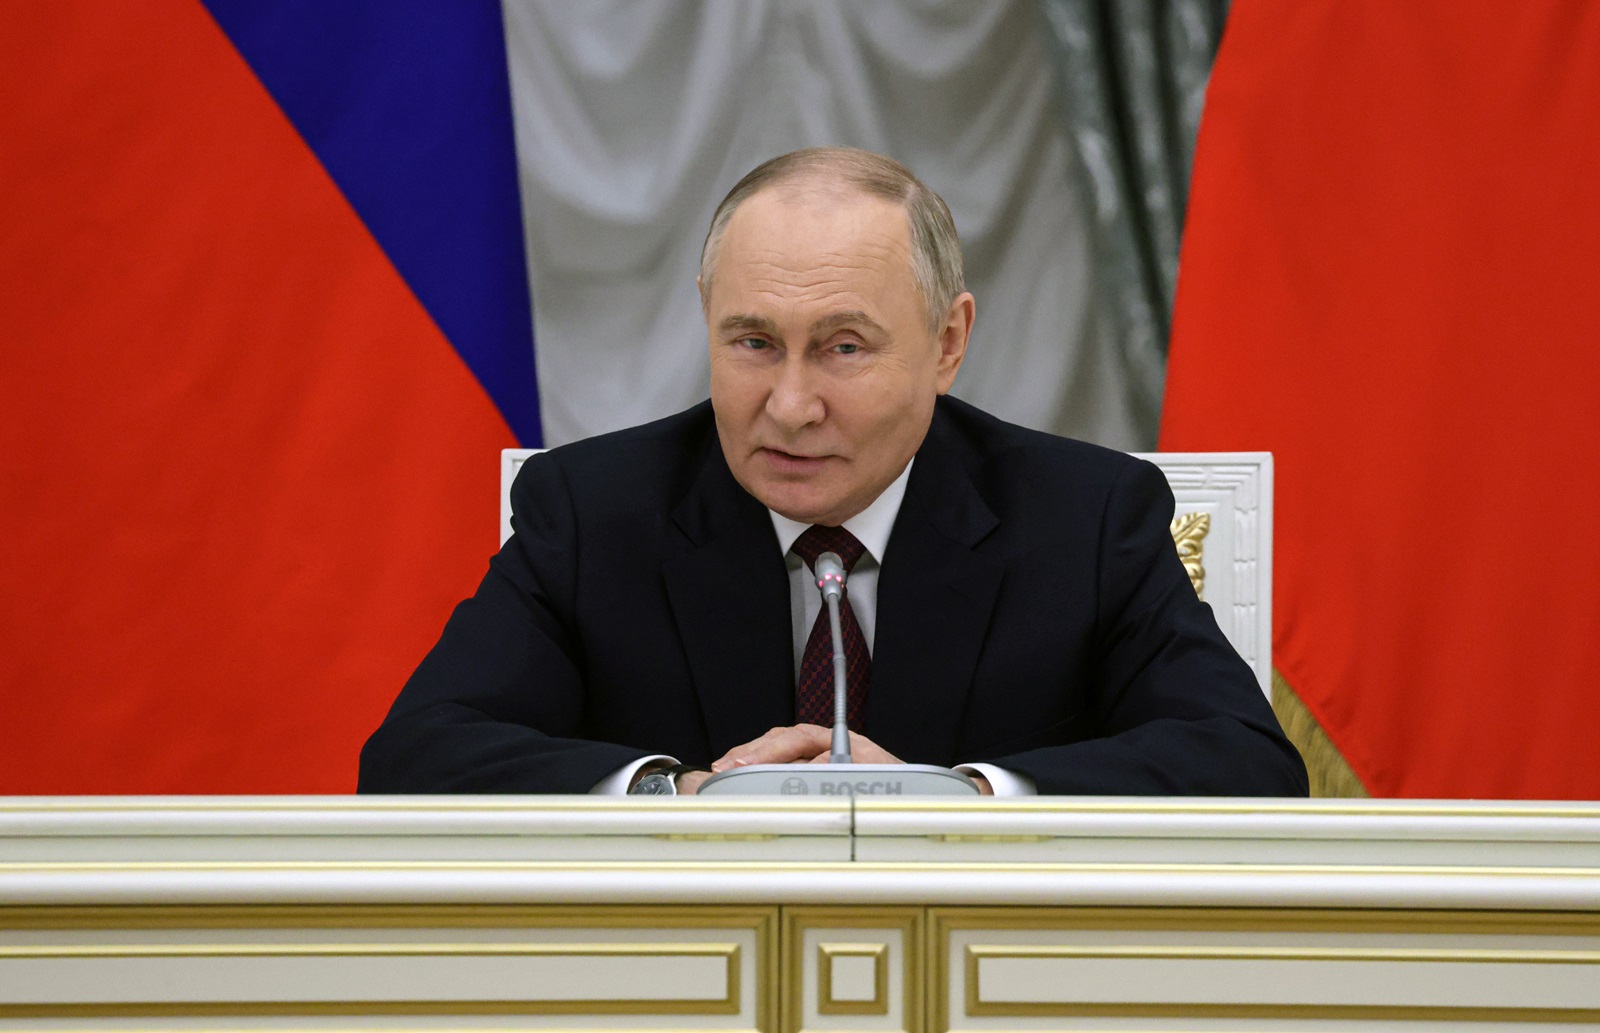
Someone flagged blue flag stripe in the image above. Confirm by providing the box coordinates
[201,0,542,446]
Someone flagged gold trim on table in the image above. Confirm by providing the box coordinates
[931,907,1600,1030]
[851,798,1600,818]
[0,940,742,962]
[929,905,1600,937]
[817,942,889,1016]
[0,903,780,930]
[782,907,921,1033]
[951,1001,1600,1024]
[6,860,1598,877]
[0,944,741,1018]
[963,941,1600,1017]
[0,905,778,1028]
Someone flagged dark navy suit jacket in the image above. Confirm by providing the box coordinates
[359,397,1307,796]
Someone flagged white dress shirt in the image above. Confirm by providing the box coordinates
[593,460,1034,795]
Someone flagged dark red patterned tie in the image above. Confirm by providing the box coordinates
[791,525,870,732]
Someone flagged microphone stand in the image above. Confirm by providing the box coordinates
[818,550,853,764]
[698,550,978,797]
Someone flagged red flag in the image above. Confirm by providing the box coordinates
[1163,2,1600,797]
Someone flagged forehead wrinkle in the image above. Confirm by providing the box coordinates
[742,238,906,273]
[735,251,910,310]
[711,193,924,327]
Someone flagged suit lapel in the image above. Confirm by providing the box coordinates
[663,445,794,756]
[869,415,1003,766]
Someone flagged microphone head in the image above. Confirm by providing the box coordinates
[814,551,847,600]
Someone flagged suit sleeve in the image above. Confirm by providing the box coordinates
[357,455,652,794]
[989,459,1309,796]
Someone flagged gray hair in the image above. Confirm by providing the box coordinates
[698,147,965,332]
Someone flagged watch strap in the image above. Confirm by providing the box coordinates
[660,763,709,781]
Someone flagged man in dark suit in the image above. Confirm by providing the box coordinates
[359,147,1306,797]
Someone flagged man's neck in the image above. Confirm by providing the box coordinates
[767,459,914,565]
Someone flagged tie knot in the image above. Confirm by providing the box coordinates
[792,525,867,573]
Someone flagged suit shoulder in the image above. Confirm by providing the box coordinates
[531,401,715,486]
[933,395,1155,492]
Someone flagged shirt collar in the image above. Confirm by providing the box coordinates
[767,459,914,566]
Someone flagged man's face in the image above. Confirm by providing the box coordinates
[704,188,971,527]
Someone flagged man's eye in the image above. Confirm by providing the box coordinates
[834,342,860,355]
[738,337,770,350]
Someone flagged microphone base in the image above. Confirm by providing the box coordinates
[697,763,979,797]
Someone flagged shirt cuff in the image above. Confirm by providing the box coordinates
[590,755,677,795]
[954,762,1036,796]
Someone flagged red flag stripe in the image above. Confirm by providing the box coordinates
[0,4,514,792]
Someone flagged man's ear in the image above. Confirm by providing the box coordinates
[934,292,975,394]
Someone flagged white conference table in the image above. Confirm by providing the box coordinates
[3,795,1600,1030]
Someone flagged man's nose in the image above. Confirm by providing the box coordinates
[765,354,824,431]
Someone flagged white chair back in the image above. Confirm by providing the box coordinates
[1133,452,1273,698]
[500,448,542,546]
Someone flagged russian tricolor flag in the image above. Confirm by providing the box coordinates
[0,3,538,792]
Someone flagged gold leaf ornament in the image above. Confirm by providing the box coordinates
[1169,511,1211,598]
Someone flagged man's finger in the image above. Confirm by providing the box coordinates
[710,725,802,770]
[711,724,830,771]
[823,732,905,766]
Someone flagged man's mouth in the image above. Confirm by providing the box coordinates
[759,447,831,472]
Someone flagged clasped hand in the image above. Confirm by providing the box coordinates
[677,725,990,795]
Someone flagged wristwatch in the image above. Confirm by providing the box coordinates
[628,763,706,796]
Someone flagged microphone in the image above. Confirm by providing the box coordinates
[696,542,979,797]
[812,552,852,764]
[814,551,846,600]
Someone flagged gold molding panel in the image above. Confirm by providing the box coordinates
[0,904,776,1028]
[783,906,921,1033]
[817,942,888,1015]
[934,906,1600,1030]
